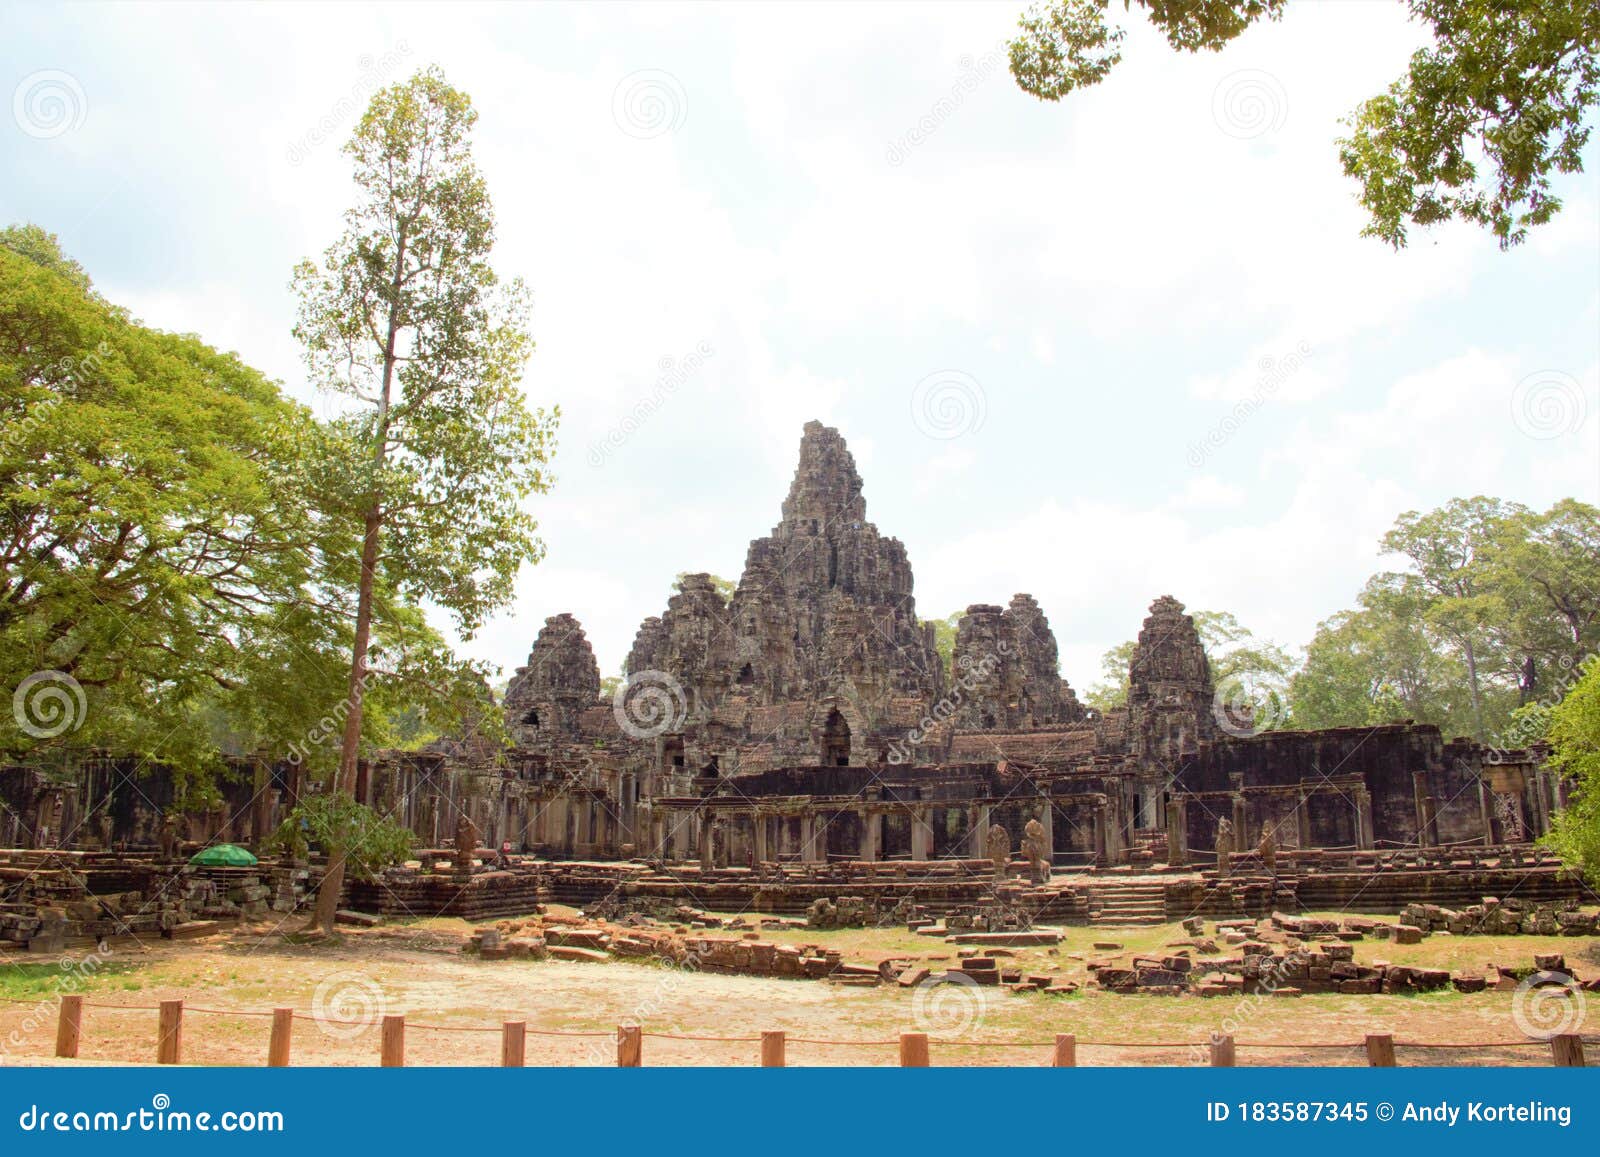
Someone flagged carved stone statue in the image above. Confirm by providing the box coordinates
[1215,817,1234,879]
[159,813,181,861]
[97,811,114,851]
[454,815,479,878]
[1256,823,1277,873]
[1022,817,1050,884]
[986,823,1010,879]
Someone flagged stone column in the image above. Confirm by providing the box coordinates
[1037,801,1054,864]
[1231,794,1248,845]
[753,811,769,865]
[910,807,933,862]
[1295,789,1311,848]
[800,813,824,864]
[698,814,715,870]
[1411,771,1432,846]
[969,806,992,857]
[858,809,877,862]
[1354,789,1374,851]
[1165,796,1185,865]
[1090,804,1105,866]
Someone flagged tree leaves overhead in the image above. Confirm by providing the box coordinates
[1008,0,1598,248]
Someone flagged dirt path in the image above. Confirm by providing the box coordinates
[1,918,1592,1067]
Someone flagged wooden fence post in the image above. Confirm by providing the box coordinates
[502,1021,527,1067]
[1551,1034,1586,1067]
[55,995,82,1059]
[760,1030,786,1067]
[899,1032,930,1067]
[380,1014,405,1067]
[156,1000,183,1065]
[1053,1033,1077,1067]
[267,1008,294,1067]
[616,1025,642,1067]
[1208,1034,1235,1067]
[1365,1033,1396,1067]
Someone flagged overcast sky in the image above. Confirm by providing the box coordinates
[4,0,1597,693]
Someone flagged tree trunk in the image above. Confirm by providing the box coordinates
[1463,636,1484,741]
[309,509,383,934]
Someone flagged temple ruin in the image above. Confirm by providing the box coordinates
[0,422,1579,927]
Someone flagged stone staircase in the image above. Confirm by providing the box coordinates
[1086,879,1169,926]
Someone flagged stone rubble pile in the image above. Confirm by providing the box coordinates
[1399,897,1599,937]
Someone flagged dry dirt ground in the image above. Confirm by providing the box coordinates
[2,908,1595,1068]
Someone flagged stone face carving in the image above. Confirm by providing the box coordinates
[1022,817,1050,883]
[948,597,1086,731]
[1126,595,1216,763]
[505,613,602,744]
[986,823,1010,879]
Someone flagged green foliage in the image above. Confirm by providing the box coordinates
[0,225,319,782]
[268,793,413,880]
[923,611,965,673]
[1009,0,1599,248]
[293,65,559,646]
[1289,497,1600,740]
[1084,639,1136,712]
[1540,658,1600,887]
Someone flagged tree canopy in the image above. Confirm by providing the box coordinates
[1009,0,1600,248]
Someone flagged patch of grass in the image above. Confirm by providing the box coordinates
[0,961,140,1000]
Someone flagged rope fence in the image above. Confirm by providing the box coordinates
[1,994,1586,1067]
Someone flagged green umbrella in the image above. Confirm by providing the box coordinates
[188,843,259,867]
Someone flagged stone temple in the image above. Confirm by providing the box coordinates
[0,422,1569,903]
[354,420,1558,872]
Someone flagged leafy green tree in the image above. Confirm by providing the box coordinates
[1540,657,1600,887]
[292,67,558,932]
[0,226,318,786]
[1008,0,1600,247]
[1379,497,1524,739]
[1485,499,1600,702]
[269,792,414,882]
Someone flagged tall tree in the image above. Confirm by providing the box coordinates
[1540,657,1600,888]
[1380,497,1522,740]
[1008,0,1600,247]
[292,68,558,932]
[0,226,316,787]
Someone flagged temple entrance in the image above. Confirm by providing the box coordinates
[821,709,851,766]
